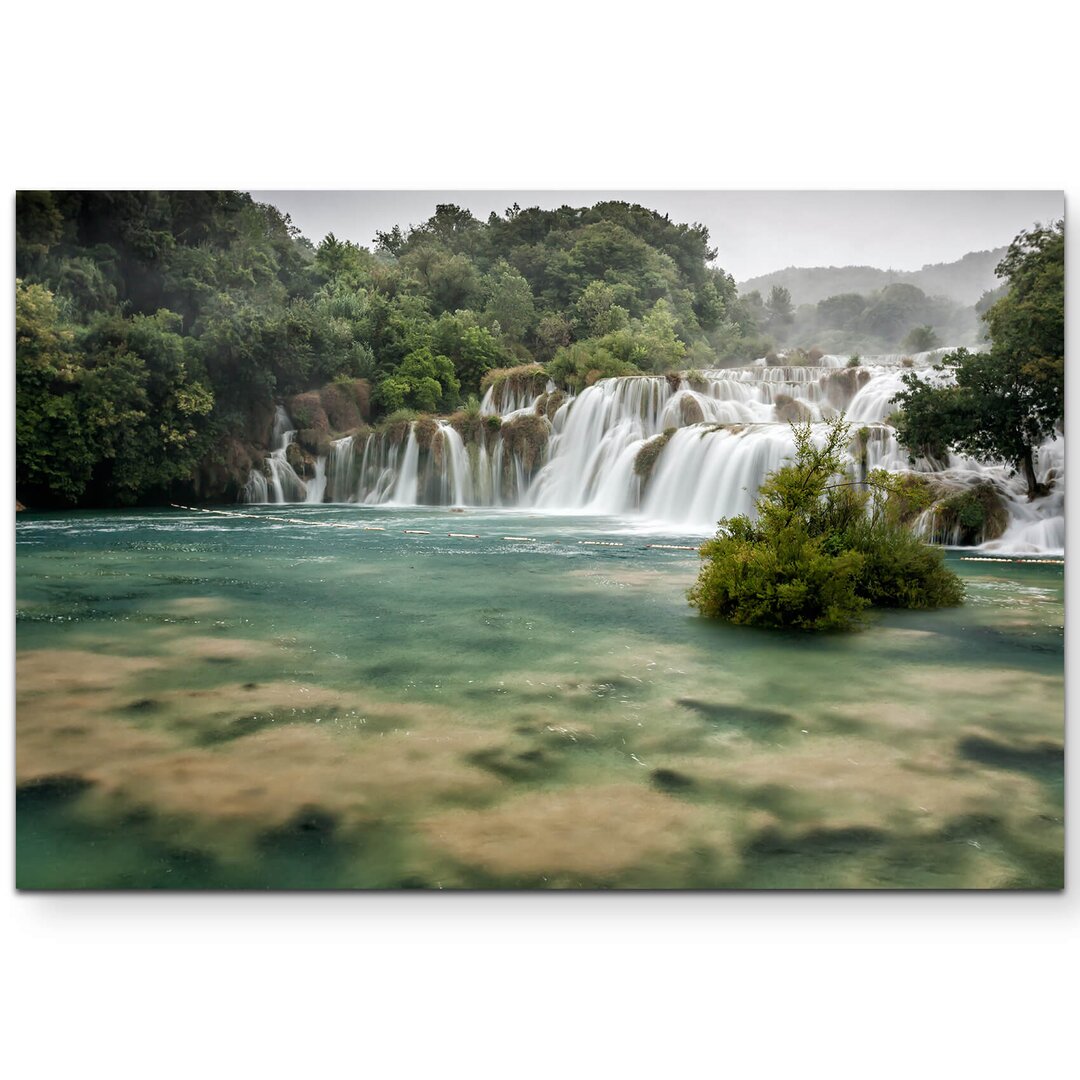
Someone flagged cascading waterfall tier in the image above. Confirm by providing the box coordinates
[240,351,1064,554]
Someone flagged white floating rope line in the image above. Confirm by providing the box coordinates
[579,540,623,547]
[170,503,352,529]
[958,556,1063,565]
[448,532,480,538]
[501,536,537,542]
[403,529,431,534]
[646,543,699,551]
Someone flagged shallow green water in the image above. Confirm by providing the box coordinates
[16,506,1064,889]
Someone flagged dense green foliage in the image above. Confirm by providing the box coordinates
[16,192,765,506]
[892,222,1064,498]
[688,418,964,631]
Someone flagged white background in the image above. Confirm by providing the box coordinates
[3,3,1076,1076]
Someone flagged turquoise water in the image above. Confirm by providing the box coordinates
[16,506,1064,889]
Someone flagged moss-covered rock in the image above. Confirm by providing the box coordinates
[297,428,332,457]
[447,410,503,451]
[413,416,440,452]
[285,441,312,478]
[882,472,953,527]
[247,399,279,447]
[679,395,705,426]
[352,430,371,459]
[192,436,258,499]
[823,367,871,408]
[319,378,370,432]
[533,389,566,422]
[500,413,550,473]
[773,393,813,424]
[931,481,1008,544]
[481,364,547,410]
[634,428,677,482]
[286,391,330,433]
[377,409,417,446]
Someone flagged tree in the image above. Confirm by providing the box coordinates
[687,417,963,631]
[431,313,507,396]
[765,285,794,326]
[893,222,1063,498]
[481,260,535,341]
[372,347,460,414]
[16,281,95,501]
[903,325,939,353]
[635,299,686,372]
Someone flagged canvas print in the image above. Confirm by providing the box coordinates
[14,190,1064,889]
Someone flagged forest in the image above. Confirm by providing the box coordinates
[14,193,1063,514]
[16,192,766,507]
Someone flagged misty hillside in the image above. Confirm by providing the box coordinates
[739,247,1007,307]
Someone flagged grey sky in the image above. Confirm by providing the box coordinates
[248,190,1064,283]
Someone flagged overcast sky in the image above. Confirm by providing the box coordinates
[248,190,1064,283]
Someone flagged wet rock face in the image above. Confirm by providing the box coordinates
[286,391,330,434]
[500,414,551,474]
[931,481,1009,544]
[319,379,370,431]
[192,436,257,500]
[773,393,813,424]
[285,441,316,479]
[297,428,332,457]
[413,417,440,452]
[823,367,872,408]
[534,389,566,422]
[680,395,705,426]
[634,429,676,483]
[482,364,547,410]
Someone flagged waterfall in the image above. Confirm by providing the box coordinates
[389,428,420,504]
[241,406,313,504]
[239,354,1064,554]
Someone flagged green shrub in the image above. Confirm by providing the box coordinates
[842,516,965,608]
[688,517,869,630]
[688,416,964,631]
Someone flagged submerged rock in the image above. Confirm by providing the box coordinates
[651,768,695,791]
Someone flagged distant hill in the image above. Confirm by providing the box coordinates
[739,247,1008,307]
